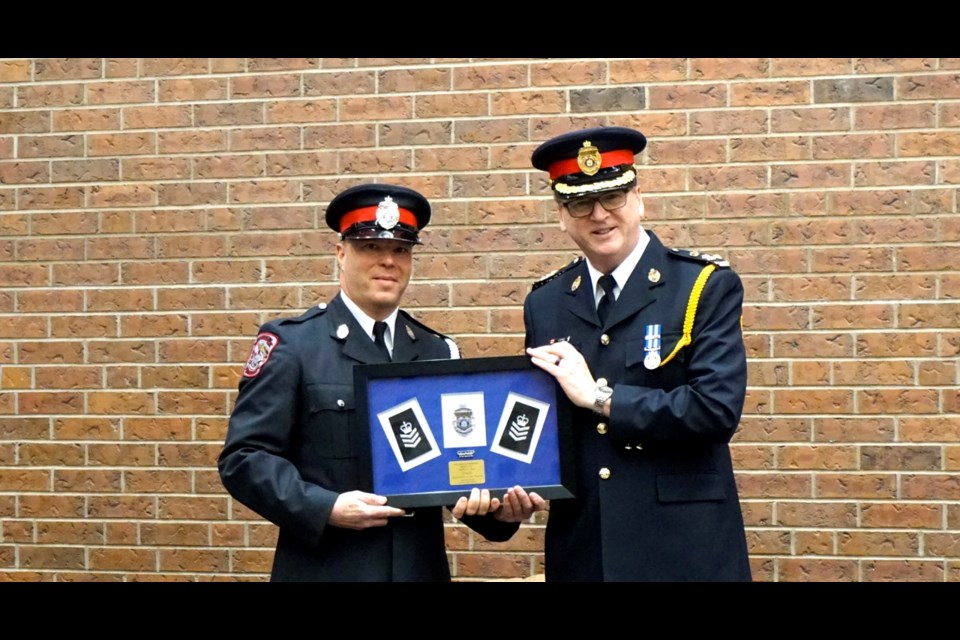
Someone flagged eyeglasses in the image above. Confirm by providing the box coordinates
[563,189,629,218]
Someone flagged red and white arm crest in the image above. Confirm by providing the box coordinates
[242,332,280,378]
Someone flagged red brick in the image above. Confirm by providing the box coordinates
[728,136,809,162]
[771,107,851,132]
[86,391,155,414]
[230,74,301,98]
[456,117,529,144]
[105,58,139,77]
[157,234,226,258]
[688,109,767,135]
[735,417,811,442]
[19,185,85,209]
[777,502,858,527]
[772,162,850,189]
[854,103,936,130]
[34,365,103,389]
[899,132,960,157]
[833,361,913,386]
[119,314,189,338]
[264,99,335,125]
[0,469,50,490]
[857,389,939,414]
[158,78,228,102]
[86,80,155,105]
[861,502,942,528]
[156,287,226,312]
[54,417,119,440]
[456,335,524,358]
[731,81,810,106]
[814,133,894,160]
[17,83,84,108]
[0,59,31,82]
[194,155,264,179]
[531,61,605,86]
[730,445,775,470]
[863,560,944,582]
[735,472,811,498]
[124,417,193,441]
[778,445,858,470]
[20,494,84,518]
[377,67,449,92]
[649,83,726,109]
[453,64,528,89]
[1,366,33,388]
[87,443,155,466]
[899,302,960,329]
[89,547,157,572]
[17,340,84,364]
[491,90,565,116]
[744,529,790,555]
[121,261,189,285]
[902,474,960,500]
[53,469,121,492]
[338,95,412,121]
[690,165,767,191]
[770,277,850,302]
[812,247,892,273]
[742,305,808,330]
[918,361,955,386]
[862,445,941,471]
[795,530,834,555]
[159,496,228,520]
[898,73,960,100]
[35,58,101,80]
[812,303,894,329]
[20,546,85,570]
[856,332,936,358]
[142,522,210,546]
[248,58,317,71]
[943,159,960,184]
[158,182,226,206]
[158,130,227,153]
[925,533,960,557]
[773,331,853,358]
[191,312,263,336]
[773,58,851,76]
[838,531,919,556]
[157,442,223,468]
[453,552,533,579]
[941,103,960,127]
[86,289,155,312]
[774,388,854,414]
[125,469,193,493]
[855,58,937,73]
[229,127,300,152]
[303,71,376,95]
[158,339,229,363]
[816,473,897,499]
[106,365,140,389]
[231,550,274,574]
[141,58,209,75]
[140,365,210,390]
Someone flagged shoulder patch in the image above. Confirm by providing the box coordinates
[669,247,730,268]
[243,332,279,378]
[532,256,583,291]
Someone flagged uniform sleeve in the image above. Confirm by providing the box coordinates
[218,324,338,546]
[608,268,748,445]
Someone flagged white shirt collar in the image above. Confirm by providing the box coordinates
[585,228,650,306]
[339,291,398,355]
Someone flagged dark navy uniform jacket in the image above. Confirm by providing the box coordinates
[524,232,751,581]
[219,293,518,581]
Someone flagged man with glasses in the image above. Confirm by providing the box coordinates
[519,126,752,581]
[219,183,530,581]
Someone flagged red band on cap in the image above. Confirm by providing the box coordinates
[339,206,418,233]
[548,149,636,180]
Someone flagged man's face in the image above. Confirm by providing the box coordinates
[556,184,645,274]
[336,238,413,320]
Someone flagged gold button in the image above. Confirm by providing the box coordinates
[599,468,611,480]
[596,377,607,387]
[600,334,610,346]
[336,399,345,408]
[624,444,632,450]
[596,422,607,435]
[635,444,643,451]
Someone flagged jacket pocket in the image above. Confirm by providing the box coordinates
[304,383,355,458]
[656,472,726,503]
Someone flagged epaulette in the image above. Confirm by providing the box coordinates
[278,302,329,325]
[668,247,730,268]
[531,256,583,291]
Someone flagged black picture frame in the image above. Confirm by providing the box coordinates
[353,355,576,508]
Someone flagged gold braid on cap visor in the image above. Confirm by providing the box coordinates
[552,167,637,196]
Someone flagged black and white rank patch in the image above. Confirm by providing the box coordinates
[243,332,279,378]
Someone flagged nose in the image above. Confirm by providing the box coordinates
[589,198,608,219]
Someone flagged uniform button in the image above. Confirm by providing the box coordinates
[600,334,610,346]
[624,444,632,450]
[336,399,345,408]
[596,422,607,435]
[596,377,607,387]
[599,468,611,480]
[635,444,643,451]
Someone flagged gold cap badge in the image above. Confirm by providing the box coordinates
[571,275,581,292]
[577,140,601,176]
[406,324,416,340]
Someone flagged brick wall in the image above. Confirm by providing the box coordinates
[0,58,957,581]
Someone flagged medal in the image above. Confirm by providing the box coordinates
[643,324,661,370]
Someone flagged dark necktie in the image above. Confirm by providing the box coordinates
[596,274,617,325]
[373,321,392,361]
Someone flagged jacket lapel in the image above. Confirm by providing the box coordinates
[605,232,667,330]
[563,261,602,329]
[391,314,425,363]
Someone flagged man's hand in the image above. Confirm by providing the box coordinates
[526,343,599,411]
[451,487,500,519]
[451,486,546,523]
[495,485,546,522]
[329,490,406,530]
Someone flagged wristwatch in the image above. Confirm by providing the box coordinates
[593,378,613,413]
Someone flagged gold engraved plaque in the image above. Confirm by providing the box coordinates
[449,460,486,486]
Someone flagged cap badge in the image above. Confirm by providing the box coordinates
[375,196,400,230]
[571,275,581,292]
[336,323,349,339]
[577,140,602,176]
[648,268,661,283]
